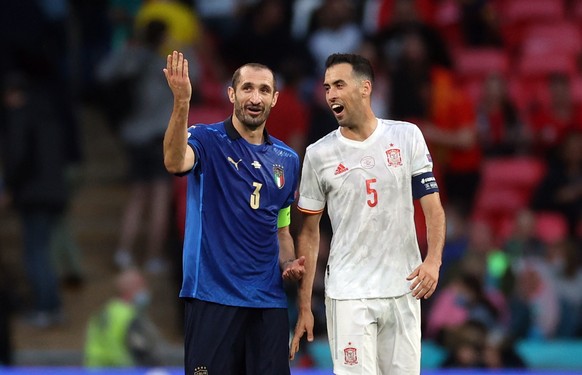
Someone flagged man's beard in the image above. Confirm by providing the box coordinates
[234,102,272,131]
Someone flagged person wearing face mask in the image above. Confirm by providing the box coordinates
[84,268,164,367]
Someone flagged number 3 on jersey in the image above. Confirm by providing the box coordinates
[366,178,377,207]
[250,182,263,209]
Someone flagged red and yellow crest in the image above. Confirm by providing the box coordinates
[386,148,402,167]
[343,342,358,365]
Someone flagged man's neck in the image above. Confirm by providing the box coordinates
[233,118,265,145]
[340,116,377,142]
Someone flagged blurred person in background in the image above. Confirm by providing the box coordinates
[2,0,87,291]
[135,0,202,57]
[0,220,14,365]
[482,330,526,369]
[222,0,300,74]
[107,0,144,51]
[503,209,547,261]
[507,258,559,340]
[528,73,582,160]
[475,73,531,157]
[97,19,192,273]
[440,320,489,368]
[373,0,453,73]
[531,131,582,236]
[0,71,67,328]
[427,219,510,341]
[264,55,310,159]
[84,267,164,367]
[457,0,504,48]
[192,0,241,44]
[427,271,505,344]
[385,29,481,215]
[544,239,582,338]
[441,320,526,369]
[305,0,364,77]
[438,202,471,284]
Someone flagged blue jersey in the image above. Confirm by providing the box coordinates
[180,117,300,308]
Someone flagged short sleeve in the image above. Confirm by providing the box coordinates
[186,125,206,172]
[411,125,433,177]
[297,151,326,213]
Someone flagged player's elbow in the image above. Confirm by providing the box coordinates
[164,156,183,174]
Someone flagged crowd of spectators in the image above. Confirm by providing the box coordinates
[1,0,582,369]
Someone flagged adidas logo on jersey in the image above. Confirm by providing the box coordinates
[334,163,349,175]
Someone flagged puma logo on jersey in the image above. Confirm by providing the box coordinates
[334,163,349,175]
[228,157,242,170]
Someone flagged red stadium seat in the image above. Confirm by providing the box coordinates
[516,51,577,79]
[534,211,569,245]
[573,0,582,20]
[454,48,510,79]
[501,0,565,24]
[454,48,510,105]
[520,22,582,56]
[499,0,566,53]
[472,157,547,243]
[479,157,546,190]
[513,50,577,111]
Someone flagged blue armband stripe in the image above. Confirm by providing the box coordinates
[412,172,439,200]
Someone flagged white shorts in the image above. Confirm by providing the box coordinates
[325,294,421,375]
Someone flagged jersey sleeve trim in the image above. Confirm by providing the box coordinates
[174,143,197,176]
[297,195,325,213]
[297,206,325,215]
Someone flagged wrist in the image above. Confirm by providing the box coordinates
[424,255,442,267]
[281,258,295,268]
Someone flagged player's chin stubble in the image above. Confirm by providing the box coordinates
[235,104,271,131]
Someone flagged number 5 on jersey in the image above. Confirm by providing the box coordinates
[366,178,377,207]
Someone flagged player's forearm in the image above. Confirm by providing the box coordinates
[296,229,320,312]
[163,99,190,174]
[424,196,445,265]
[278,227,296,269]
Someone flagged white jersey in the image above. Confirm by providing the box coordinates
[298,119,434,299]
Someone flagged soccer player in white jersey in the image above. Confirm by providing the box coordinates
[290,53,446,374]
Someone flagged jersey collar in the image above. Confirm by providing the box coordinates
[225,116,273,145]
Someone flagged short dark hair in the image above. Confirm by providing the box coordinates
[325,53,374,83]
[231,63,277,91]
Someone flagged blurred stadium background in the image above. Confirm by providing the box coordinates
[1,0,582,373]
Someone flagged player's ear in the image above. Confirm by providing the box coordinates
[271,91,279,107]
[361,80,372,98]
[227,86,235,104]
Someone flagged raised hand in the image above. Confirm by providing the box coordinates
[163,51,192,103]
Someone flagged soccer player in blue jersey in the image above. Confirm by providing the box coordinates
[163,50,305,374]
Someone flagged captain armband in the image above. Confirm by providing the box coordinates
[412,172,439,200]
[277,206,291,228]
